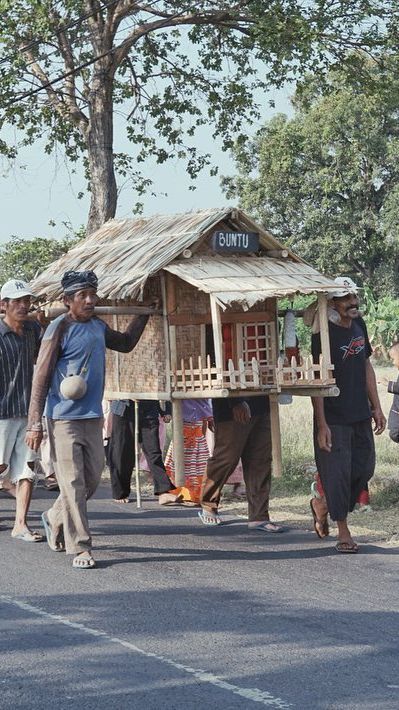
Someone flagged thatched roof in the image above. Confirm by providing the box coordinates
[165,255,339,310]
[31,207,336,303]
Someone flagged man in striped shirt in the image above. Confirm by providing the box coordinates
[0,278,43,542]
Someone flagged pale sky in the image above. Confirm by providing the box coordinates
[0,87,291,243]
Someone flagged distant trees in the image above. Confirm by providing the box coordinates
[0,1,392,233]
[0,230,83,283]
[223,57,399,297]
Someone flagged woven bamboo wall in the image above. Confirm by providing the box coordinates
[173,279,210,315]
[103,277,167,395]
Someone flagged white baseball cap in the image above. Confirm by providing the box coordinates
[328,276,358,299]
[0,279,35,300]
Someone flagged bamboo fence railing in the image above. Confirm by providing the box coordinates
[171,354,335,395]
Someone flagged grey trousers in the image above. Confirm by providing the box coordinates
[201,413,272,522]
[47,418,104,554]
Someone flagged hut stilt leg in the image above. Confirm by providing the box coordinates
[134,399,142,508]
[172,399,185,487]
[270,394,282,478]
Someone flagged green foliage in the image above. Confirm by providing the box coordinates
[361,286,399,356]
[0,228,84,284]
[0,1,393,230]
[223,56,399,297]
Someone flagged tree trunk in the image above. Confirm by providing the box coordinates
[86,73,117,235]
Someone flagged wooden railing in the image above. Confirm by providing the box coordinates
[171,355,334,394]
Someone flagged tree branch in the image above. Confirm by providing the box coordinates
[112,10,254,68]
[23,46,89,131]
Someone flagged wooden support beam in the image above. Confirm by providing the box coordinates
[265,249,289,259]
[46,305,161,318]
[112,308,120,395]
[317,293,332,381]
[210,294,223,383]
[168,310,274,326]
[172,399,185,486]
[133,399,142,508]
[104,391,171,400]
[270,394,282,478]
[160,273,172,399]
[279,385,339,397]
[165,272,177,315]
[172,389,229,399]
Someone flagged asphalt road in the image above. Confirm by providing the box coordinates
[1,483,399,710]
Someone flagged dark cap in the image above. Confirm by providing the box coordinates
[61,270,98,295]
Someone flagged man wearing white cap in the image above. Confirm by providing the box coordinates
[0,279,44,542]
[310,277,386,553]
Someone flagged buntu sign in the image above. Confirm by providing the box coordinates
[212,231,259,253]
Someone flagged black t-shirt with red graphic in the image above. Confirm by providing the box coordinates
[311,317,372,425]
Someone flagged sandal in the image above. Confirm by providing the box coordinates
[335,541,359,554]
[248,521,284,533]
[11,527,44,542]
[41,512,65,552]
[198,510,221,526]
[72,552,96,569]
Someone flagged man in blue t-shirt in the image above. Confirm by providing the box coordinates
[311,277,385,553]
[26,270,151,569]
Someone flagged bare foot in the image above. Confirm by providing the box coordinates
[310,497,329,538]
[0,480,16,498]
[113,497,130,503]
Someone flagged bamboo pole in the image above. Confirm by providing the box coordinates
[317,293,332,381]
[270,394,283,478]
[160,273,172,399]
[172,399,185,486]
[210,294,223,385]
[104,390,170,400]
[264,249,289,259]
[172,389,229,399]
[113,307,120,393]
[134,399,142,508]
[279,385,339,397]
[46,305,161,318]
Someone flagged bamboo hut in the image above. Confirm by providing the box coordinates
[32,207,340,480]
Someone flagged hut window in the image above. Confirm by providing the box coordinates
[238,322,274,365]
[222,324,233,364]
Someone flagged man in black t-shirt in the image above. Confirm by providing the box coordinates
[311,277,385,553]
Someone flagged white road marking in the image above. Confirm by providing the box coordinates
[1,594,293,708]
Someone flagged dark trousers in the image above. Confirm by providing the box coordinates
[314,419,375,520]
[109,408,173,499]
[201,413,272,522]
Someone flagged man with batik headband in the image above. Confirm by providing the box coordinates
[26,270,150,569]
[310,277,385,553]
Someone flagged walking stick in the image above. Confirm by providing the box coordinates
[134,399,142,508]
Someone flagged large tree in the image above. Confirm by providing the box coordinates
[222,56,399,296]
[0,1,391,233]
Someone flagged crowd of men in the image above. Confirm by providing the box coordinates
[0,270,393,568]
